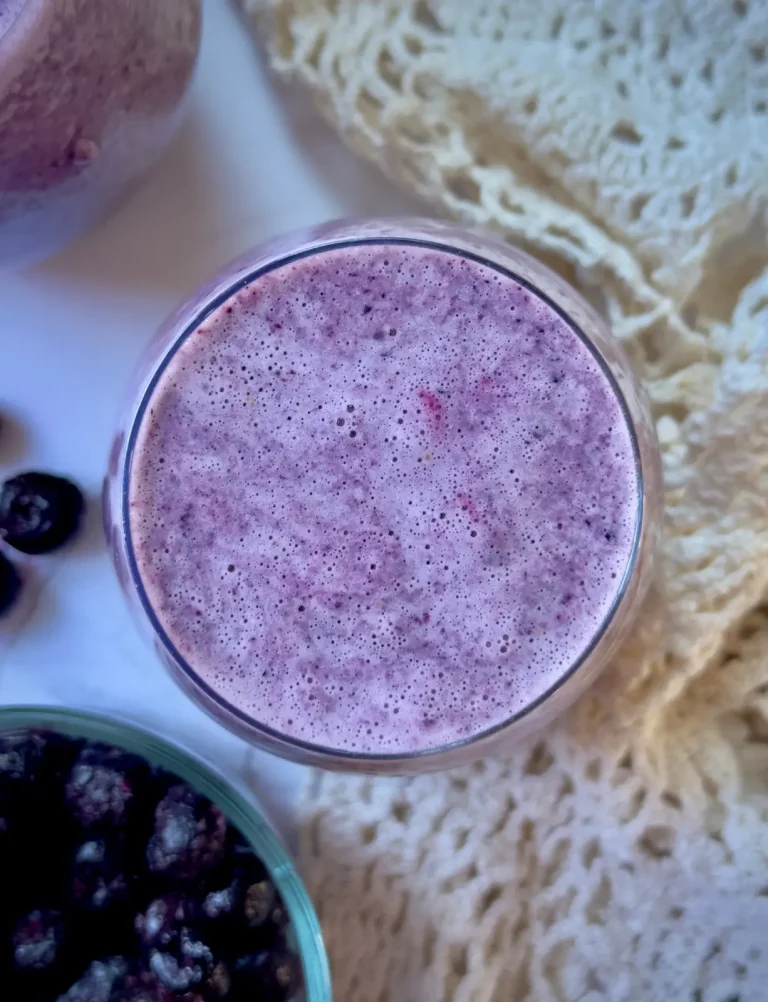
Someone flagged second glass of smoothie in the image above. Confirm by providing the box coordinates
[0,0,201,268]
[106,219,661,773]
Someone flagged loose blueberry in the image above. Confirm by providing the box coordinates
[147,784,227,878]
[56,957,129,1002]
[0,472,84,555]
[0,551,21,616]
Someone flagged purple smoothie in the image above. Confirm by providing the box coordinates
[129,243,639,754]
[0,0,200,267]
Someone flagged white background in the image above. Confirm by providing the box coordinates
[0,0,424,840]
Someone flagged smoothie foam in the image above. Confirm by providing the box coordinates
[129,242,639,754]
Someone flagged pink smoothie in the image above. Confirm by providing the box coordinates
[129,243,639,754]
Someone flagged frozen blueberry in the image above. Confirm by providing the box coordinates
[205,960,232,999]
[197,874,241,956]
[199,856,288,958]
[0,472,84,555]
[0,731,46,785]
[149,929,214,993]
[56,957,129,1002]
[231,949,302,1002]
[107,969,169,1002]
[1,731,83,807]
[12,909,63,971]
[0,550,21,616]
[147,784,227,878]
[65,744,147,829]
[201,882,237,922]
[135,895,194,950]
[0,735,49,853]
[30,733,86,812]
[0,734,77,905]
[136,895,221,996]
[70,837,132,914]
[237,857,286,932]
[243,879,280,930]
[0,738,33,845]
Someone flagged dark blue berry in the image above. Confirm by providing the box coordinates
[0,472,84,554]
[147,785,227,878]
[70,837,132,914]
[56,957,129,1002]
[232,949,301,1001]
[107,969,168,1002]
[149,931,213,993]
[12,909,63,971]
[200,853,288,958]
[135,895,194,949]
[135,895,221,996]
[201,881,237,922]
[0,550,21,615]
[205,960,232,999]
[0,731,47,784]
[65,744,146,829]
[243,879,278,929]
[0,734,47,854]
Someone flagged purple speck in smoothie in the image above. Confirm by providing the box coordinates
[128,243,639,755]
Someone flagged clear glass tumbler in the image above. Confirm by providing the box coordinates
[105,218,662,775]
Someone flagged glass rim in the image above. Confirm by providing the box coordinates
[0,704,332,1002]
[0,0,40,49]
[120,228,647,764]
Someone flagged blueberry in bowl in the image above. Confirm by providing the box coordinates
[0,707,331,1002]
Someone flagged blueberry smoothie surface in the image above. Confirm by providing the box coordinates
[129,242,639,755]
[0,0,200,267]
[0,0,26,37]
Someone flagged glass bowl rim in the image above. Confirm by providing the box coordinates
[0,703,332,1002]
[119,220,647,764]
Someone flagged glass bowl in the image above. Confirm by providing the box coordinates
[105,217,663,774]
[0,704,332,1002]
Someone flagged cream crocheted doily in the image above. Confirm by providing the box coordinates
[243,1,768,998]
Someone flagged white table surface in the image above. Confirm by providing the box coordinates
[0,0,424,842]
